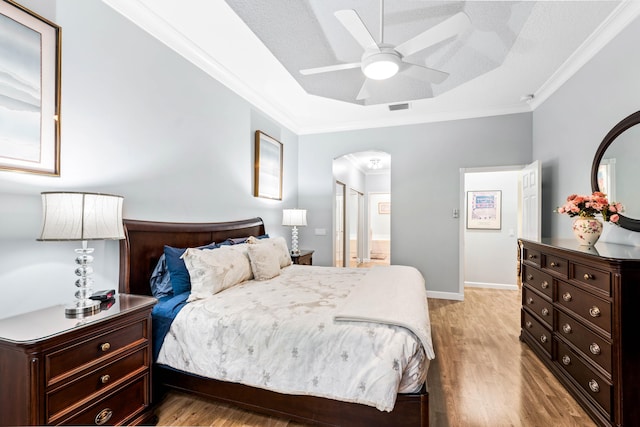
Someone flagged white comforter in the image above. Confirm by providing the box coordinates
[157,264,434,411]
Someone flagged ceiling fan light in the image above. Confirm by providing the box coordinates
[362,51,400,80]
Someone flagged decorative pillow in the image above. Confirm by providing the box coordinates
[246,243,281,281]
[182,244,253,301]
[149,254,173,298]
[249,236,292,268]
[164,242,217,295]
[225,234,270,245]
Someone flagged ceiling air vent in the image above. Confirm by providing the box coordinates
[388,103,409,111]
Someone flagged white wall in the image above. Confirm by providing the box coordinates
[464,170,520,289]
[299,113,532,298]
[0,0,298,318]
[534,14,640,245]
[369,193,391,240]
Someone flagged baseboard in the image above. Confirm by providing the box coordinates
[464,281,518,291]
[426,290,464,301]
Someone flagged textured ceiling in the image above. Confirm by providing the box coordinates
[103,0,640,133]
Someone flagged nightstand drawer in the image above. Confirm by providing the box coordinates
[556,311,611,375]
[47,320,147,385]
[557,281,611,336]
[61,374,148,426]
[47,347,148,423]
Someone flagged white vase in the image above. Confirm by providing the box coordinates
[572,217,603,246]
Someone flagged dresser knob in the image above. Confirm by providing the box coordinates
[550,262,558,267]
[541,308,549,316]
[562,323,572,334]
[562,355,571,365]
[584,273,593,280]
[588,379,600,393]
[527,274,534,281]
[590,343,601,355]
[525,321,533,328]
[528,254,537,259]
[100,342,111,352]
[541,280,549,289]
[562,292,572,302]
[95,408,113,425]
[589,306,601,317]
[100,374,110,384]
[540,334,547,343]
[527,297,534,305]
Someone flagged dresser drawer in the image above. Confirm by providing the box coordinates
[46,320,147,385]
[555,339,612,416]
[522,266,553,299]
[47,347,148,423]
[523,247,541,268]
[61,374,149,426]
[572,263,611,296]
[523,286,553,328]
[522,310,552,357]
[544,254,568,278]
[556,281,611,336]
[555,311,611,375]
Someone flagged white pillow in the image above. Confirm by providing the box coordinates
[246,243,281,280]
[182,245,252,301]
[248,236,292,268]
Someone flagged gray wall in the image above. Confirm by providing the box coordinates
[533,14,640,243]
[0,0,298,318]
[298,113,533,297]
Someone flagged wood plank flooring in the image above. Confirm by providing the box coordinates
[154,288,596,427]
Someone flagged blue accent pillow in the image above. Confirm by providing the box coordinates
[149,254,173,298]
[224,234,270,245]
[164,242,217,295]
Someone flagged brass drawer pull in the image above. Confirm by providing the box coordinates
[528,254,537,259]
[550,262,559,267]
[527,297,534,305]
[562,323,572,334]
[588,379,600,393]
[541,280,549,289]
[100,342,111,352]
[527,274,534,281]
[562,292,572,302]
[525,321,532,328]
[100,374,110,384]
[562,355,571,365]
[95,408,113,425]
[540,334,548,343]
[589,306,601,318]
[590,343,601,355]
[583,273,593,280]
[541,308,549,316]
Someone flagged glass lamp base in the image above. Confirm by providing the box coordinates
[65,299,101,318]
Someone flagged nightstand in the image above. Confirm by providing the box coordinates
[291,249,314,265]
[0,294,156,426]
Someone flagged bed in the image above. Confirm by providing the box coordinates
[119,217,431,426]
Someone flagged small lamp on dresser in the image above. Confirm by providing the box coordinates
[282,208,307,254]
[38,191,125,318]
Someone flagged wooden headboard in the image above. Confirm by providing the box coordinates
[118,217,266,295]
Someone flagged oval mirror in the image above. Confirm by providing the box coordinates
[591,111,640,232]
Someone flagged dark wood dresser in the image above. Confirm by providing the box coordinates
[0,294,156,426]
[520,238,640,427]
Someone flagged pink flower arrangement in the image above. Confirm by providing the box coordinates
[556,192,623,223]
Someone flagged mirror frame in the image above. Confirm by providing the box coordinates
[591,110,640,232]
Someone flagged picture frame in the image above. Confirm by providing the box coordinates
[254,131,283,200]
[378,201,391,214]
[467,190,502,230]
[0,0,61,176]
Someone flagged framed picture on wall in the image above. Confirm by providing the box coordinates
[378,201,390,214]
[467,190,502,230]
[0,0,61,175]
[254,131,283,200]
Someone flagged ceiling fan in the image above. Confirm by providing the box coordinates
[299,2,471,101]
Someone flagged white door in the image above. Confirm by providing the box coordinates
[520,160,541,241]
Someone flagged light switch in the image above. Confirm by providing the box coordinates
[315,228,327,236]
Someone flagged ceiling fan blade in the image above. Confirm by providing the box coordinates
[356,78,373,100]
[395,12,471,58]
[300,62,361,76]
[335,9,380,52]
[402,63,449,84]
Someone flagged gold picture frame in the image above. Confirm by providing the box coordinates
[0,0,61,176]
[254,131,283,200]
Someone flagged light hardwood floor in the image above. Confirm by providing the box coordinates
[154,288,596,427]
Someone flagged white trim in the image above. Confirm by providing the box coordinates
[464,281,518,291]
[427,290,464,301]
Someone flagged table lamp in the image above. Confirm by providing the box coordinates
[282,209,307,254]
